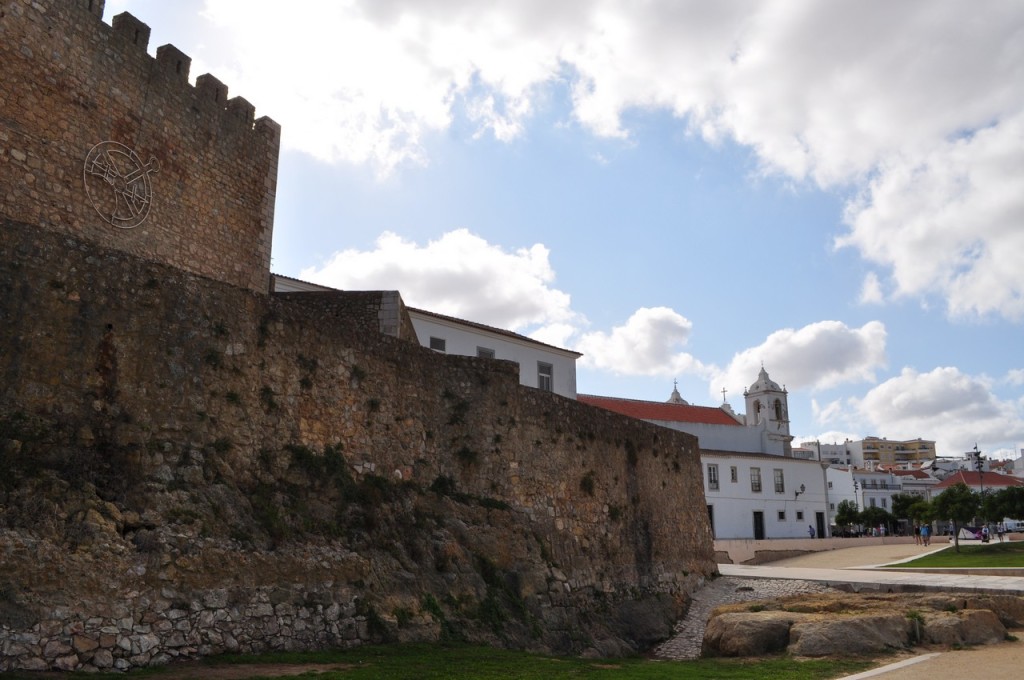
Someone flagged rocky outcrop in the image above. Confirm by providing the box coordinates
[702,592,1022,658]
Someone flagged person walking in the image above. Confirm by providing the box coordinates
[808,525,815,539]
[913,524,921,545]
[920,523,931,547]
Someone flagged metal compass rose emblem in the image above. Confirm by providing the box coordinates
[83,141,160,229]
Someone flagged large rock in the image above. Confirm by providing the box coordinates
[788,614,911,656]
[701,592,1022,658]
[702,611,802,657]
[922,610,1006,646]
[963,595,1024,628]
[609,594,681,649]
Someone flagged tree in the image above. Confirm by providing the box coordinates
[932,483,980,553]
[908,499,933,525]
[834,499,861,535]
[987,486,1024,523]
[860,506,895,534]
[891,492,922,521]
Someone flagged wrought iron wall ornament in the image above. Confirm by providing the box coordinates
[83,141,159,229]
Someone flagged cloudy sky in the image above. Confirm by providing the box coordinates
[110,0,1024,459]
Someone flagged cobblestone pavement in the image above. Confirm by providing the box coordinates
[654,576,839,660]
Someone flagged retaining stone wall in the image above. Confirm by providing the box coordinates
[0,220,717,671]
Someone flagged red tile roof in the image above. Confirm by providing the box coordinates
[934,470,1024,490]
[578,394,742,426]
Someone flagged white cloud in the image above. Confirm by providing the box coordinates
[173,1,1024,314]
[575,307,708,377]
[858,272,884,306]
[851,367,1024,454]
[1007,369,1024,387]
[299,231,717,379]
[299,230,580,332]
[711,320,887,401]
[837,113,1024,321]
[795,430,860,449]
[811,399,846,428]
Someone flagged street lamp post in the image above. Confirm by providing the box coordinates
[973,444,985,496]
[972,444,987,530]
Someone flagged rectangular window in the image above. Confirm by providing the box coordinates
[796,511,804,521]
[429,336,446,353]
[476,347,495,359]
[537,362,553,391]
[777,510,786,521]
[830,502,836,510]
[870,497,877,507]
[707,464,719,491]
[881,498,887,508]
[730,466,738,483]
[773,469,785,494]
[828,481,833,489]
[750,467,762,493]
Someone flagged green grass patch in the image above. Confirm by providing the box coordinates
[2,643,874,679]
[896,541,1024,568]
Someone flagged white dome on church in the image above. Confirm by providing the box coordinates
[748,366,783,393]
[666,381,689,405]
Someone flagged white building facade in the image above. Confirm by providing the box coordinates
[583,368,831,540]
[702,452,831,540]
[271,274,582,399]
[408,308,581,399]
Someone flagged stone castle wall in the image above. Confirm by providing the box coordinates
[0,219,716,671]
[0,0,717,672]
[0,0,279,294]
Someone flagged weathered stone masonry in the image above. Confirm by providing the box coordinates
[0,0,717,672]
[0,0,279,294]
[1,219,715,670]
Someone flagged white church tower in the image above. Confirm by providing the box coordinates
[744,366,794,456]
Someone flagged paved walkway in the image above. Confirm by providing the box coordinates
[720,541,1024,594]
[654,542,1024,672]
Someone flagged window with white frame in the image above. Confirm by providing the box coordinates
[477,347,495,359]
[777,510,786,521]
[796,511,804,521]
[730,466,738,483]
[750,467,762,493]
[429,336,446,352]
[707,464,719,491]
[537,362,553,391]
[773,468,785,494]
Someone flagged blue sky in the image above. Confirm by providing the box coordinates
[110,0,1024,459]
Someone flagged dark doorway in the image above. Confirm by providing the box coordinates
[753,511,765,540]
[707,505,715,538]
[816,512,826,539]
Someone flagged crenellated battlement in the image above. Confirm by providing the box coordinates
[0,0,281,294]
[105,7,276,139]
[111,11,150,49]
